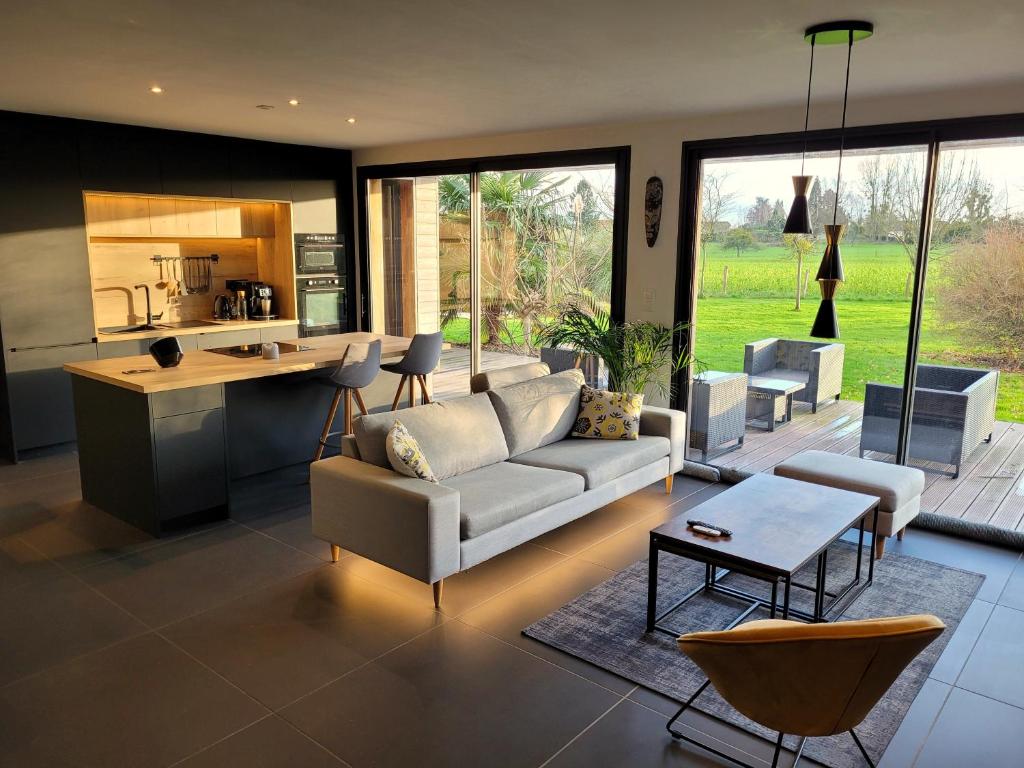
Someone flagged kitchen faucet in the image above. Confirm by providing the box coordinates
[134,283,153,326]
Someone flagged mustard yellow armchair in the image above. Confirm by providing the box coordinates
[670,614,945,768]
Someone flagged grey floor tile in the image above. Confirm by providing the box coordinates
[878,677,950,768]
[630,475,715,510]
[0,446,79,486]
[888,529,1017,603]
[929,599,995,685]
[173,715,346,767]
[230,463,310,520]
[336,540,566,617]
[955,604,1024,708]
[0,536,62,594]
[0,633,268,768]
[236,504,333,561]
[544,698,734,768]
[459,557,635,694]
[0,572,146,687]
[1,497,157,571]
[996,554,1024,611]
[914,687,1024,768]
[281,620,619,768]
[79,523,322,627]
[163,565,444,709]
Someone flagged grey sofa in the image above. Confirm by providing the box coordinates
[859,365,998,478]
[744,338,845,413]
[311,367,685,608]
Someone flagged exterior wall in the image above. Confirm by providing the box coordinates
[413,177,440,334]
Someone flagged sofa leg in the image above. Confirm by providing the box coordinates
[665,474,674,495]
[874,535,886,560]
[432,579,444,610]
[330,544,341,563]
[897,526,906,541]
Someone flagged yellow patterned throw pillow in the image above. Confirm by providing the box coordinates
[572,386,643,440]
[385,420,438,483]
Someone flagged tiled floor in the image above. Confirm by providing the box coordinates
[2,446,1023,767]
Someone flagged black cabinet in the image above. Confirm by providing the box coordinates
[159,132,233,197]
[77,123,162,194]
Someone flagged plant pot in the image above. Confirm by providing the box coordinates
[149,337,184,368]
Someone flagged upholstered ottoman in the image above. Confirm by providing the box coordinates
[774,450,925,559]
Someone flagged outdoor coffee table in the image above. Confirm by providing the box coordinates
[746,376,806,431]
[646,473,879,636]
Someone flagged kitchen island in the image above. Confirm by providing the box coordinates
[65,332,428,535]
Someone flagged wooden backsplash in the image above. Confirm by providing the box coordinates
[89,239,258,329]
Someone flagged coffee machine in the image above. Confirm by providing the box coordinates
[222,280,275,320]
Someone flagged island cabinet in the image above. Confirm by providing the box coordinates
[72,376,228,535]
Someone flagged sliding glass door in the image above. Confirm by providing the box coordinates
[360,150,626,400]
[688,143,927,470]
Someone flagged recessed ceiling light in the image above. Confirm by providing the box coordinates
[346,117,357,124]
[150,85,163,94]
[288,99,300,106]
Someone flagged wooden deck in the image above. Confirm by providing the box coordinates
[433,348,538,401]
[697,399,1024,533]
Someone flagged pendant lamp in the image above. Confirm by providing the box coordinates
[782,35,816,235]
[806,20,873,339]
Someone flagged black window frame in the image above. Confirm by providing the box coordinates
[355,146,631,332]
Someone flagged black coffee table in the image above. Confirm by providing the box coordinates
[646,474,879,635]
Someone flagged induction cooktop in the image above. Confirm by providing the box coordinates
[206,342,312,359]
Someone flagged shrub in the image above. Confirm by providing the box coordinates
[937,222,1024,364]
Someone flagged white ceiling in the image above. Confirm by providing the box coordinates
[2,1,1021,149]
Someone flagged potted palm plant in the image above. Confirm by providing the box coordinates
[540,301,700,397]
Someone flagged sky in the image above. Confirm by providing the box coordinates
[705,138,1024,225]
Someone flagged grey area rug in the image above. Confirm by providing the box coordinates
[524,542,983,768]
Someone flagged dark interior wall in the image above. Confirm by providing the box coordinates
[0,110,354,460]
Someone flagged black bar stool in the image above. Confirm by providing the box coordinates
[383,332,444,410]
[314,340,381,461]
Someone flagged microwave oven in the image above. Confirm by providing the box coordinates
[295,233,345,275]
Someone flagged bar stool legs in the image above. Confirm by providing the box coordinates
[314,386,369,461]
[389,375,431,411]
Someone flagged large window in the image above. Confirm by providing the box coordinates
[677,116,1024,534]
[360,150,627,399]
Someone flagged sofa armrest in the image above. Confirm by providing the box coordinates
[744,338,778,376]
[311,456,461,584]
[640,405,686,474]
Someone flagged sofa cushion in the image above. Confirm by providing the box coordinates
[441,462,584,540]
[470,362,550,393]
[354,392,509,480]
[774,450,925,513]
[572,386,643,440]
[509,435,671,490]
[486,369,585,457]
[763,368,810,385]
[385,420,438,483]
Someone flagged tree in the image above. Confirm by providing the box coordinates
[699,171,737,296]
[745,196,772,227]
[783,233,814,310]
[722,227,756,257]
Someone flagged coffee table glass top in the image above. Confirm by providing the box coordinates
[651,474,878,575]
[747,376,806,396]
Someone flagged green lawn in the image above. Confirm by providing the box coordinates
[695,297,1023,423]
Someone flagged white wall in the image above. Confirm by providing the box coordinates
[353,82,1021,401]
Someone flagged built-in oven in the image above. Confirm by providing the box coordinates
[296,276,348,337]
[295,233,345,275]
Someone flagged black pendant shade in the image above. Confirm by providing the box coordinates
[811,224,845,338]
[783,175,814,234]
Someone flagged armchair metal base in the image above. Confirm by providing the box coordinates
[666,678,874,768]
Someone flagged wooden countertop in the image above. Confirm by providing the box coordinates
[95,317,298,343]
[65,332,424,393]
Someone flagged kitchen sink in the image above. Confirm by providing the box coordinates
[99,324,162,334]
[156,320,222,329]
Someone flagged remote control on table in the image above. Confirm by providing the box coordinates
[686,519,733,537]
